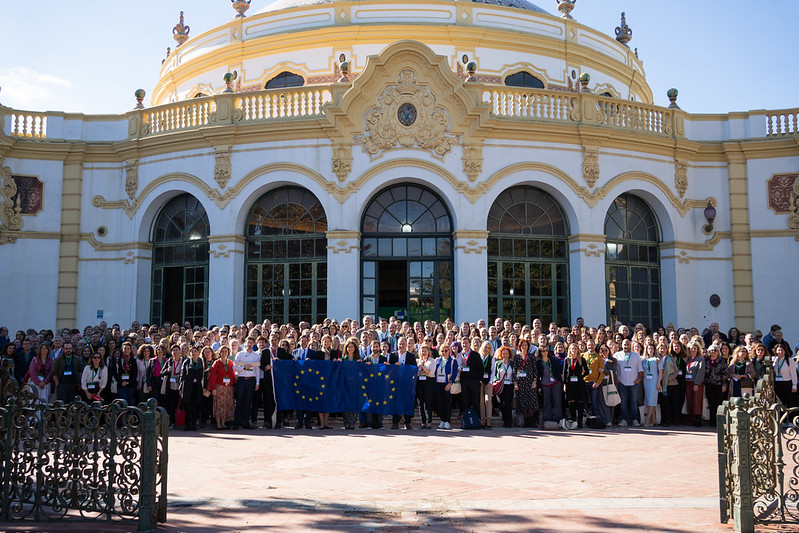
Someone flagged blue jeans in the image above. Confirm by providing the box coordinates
[617,382,640,423]
[234,377,255,426]
[541,384,562,422]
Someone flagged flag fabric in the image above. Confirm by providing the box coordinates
[272,360,417,415]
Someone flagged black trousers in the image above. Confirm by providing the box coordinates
[167,388,180,424]
[261,375,276,427]
[775,380,795,407]
[661,387,682,425]
[498,385,514,426]
[234,377,256,426]
[199,391,213,424]
[56,380,78,403]
[460,379,481,411]
[417,379,434,424]
[705,383,725,425]
[435,383,453,423]
[184,386,201,430]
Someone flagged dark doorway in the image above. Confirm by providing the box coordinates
[378,261,407,320]
[162,267,183,323]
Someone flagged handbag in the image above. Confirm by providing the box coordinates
[449,381,462,395]
[492,380,504,395]
[603,371,621,407]
[174,399,186,427]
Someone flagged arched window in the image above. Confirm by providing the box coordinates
[245,186,327,324]
[487,186,569,325]
[193,92,208,98]
[605,194,661,328]
[265,71,304,90]
[504,71,545,89]
[361,184,453,323]
[151,194,210,326]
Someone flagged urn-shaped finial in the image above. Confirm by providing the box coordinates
[465,61,477,82]
[134,89,146,110]
[222,72,237,93]
[578,72,591,92]
[615,12,632,46]
[667,88,680,109]
[556,0,575,19]
[231,0,252,18]
[173,11,191,47]
[338,60,350,82]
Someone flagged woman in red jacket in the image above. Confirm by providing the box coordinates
[208,345,236,430]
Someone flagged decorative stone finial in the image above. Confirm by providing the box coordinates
[667,88,680,109]
[465,61,477,82]
[231,0,252,18]
[615,12,632,46]
[173,11,190,47]
[338,60,350,83]
[556,0,575,19]
[578,72,590,92]
[134,89,146,110]
[222,72,237,93]
[161,47,172,65]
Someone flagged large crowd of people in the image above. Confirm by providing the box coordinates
[0,317,795,432]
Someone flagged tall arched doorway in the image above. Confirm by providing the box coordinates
[244,186,327,324]
[605,193,662,328]
[151,193,210,326]
[361,184,453,323]
[487,185,570,325]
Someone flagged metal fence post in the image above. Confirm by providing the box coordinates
[731,398,754,533]
[717,402,729,523]
[138,399,158,532]
[1,399,12,520]
[157,406,169,523]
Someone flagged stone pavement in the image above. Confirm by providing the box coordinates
[6,424,744,532]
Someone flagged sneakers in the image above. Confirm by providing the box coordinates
[632,419,641,427]
[618,419,628,427]
[438,421,445,429]
[443,422,451,430]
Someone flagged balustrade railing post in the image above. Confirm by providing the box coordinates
[731,398,754,533]
[157,406,169,523]
[717,402,730,523]
[1,398,12,521]
[138,399,158,531]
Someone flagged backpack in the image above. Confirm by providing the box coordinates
[461,408,482,429]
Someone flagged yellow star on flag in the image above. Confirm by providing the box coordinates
[321,384,325,389]
[389,395,393,399]
[316,370,320,375]
[383,401,387,405]
[363,393,367,397]
[320,377,324,381]
[377,372,382,376]
[390,380,395,384]
[361,385,366,389]
[301,395,306,399]
[295,390,299,394]
[300,370,305,374]
[392,387,395,391]
[364,378,368,382]
[370,374,375,378]
[319,391,323,396]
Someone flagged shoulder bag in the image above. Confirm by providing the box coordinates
[603,369,621,407]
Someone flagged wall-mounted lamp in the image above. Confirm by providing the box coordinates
[703,201,716,234]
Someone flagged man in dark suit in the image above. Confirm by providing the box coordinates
[390,336,417,430]
[262,333,291,429]
[292,335,317,429]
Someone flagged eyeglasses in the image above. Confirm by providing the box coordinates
[92,356,101,359]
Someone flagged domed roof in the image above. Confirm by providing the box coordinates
[257,0,550,14]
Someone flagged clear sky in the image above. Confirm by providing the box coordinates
[1,0,796,115]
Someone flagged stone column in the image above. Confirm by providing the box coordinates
[56,146,86,329]
[453,230,488,323]
[568,234,607,325]
[326,230,360,321]
[207,235,245,326]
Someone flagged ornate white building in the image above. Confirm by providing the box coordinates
[1,0,797,335]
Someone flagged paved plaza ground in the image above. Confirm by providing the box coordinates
[5,423,748,532]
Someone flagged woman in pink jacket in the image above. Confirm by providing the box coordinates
[24,344,53,403]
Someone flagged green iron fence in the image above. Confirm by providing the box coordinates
[717,360,799,532]
[0,361,168,531]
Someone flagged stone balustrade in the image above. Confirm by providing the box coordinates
[1,88,797,143]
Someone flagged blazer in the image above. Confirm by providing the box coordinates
[458,350,483,383]
[179,357,206,396]
[435,356,459,385]
[109,355,138,389]
[145,356,172,388]
[388,351,417,366]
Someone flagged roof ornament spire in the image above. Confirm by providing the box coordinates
[615,12,632,46]
[173,11,191,47]
[556,0,575,20]
[231,0,252,18]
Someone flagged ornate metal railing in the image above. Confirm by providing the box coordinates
[717,361,799,532]
[0,364,168,531]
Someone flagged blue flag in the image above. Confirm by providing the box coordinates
[272,360,417,415]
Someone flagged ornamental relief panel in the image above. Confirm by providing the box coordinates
[354,69,460,160]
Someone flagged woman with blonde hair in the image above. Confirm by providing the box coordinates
[728,345,756,398]
[478,341,494,429]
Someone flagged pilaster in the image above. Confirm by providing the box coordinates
[56,146,86,329]
[326,230,361,321]
[453,230,488,323]
[207,234,245,326]
[568,234,606,325]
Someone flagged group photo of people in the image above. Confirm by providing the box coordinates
[0,317,795,432]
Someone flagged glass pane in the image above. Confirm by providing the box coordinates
[363,297,375,314]
[422,238,436,256]
[407,238,421,256]
[363,278,375,295]
[436,238,451,256]
[393,238,406,256]
[378,238,392,257]
[362,238,376,257]
[363,261,375,278]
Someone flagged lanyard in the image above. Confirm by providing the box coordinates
[777,357,787,373]
[65,355,72,369]
[91,367,99,381]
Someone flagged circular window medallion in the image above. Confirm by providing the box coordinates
[397,103,417,127]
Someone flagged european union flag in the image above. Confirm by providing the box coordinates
[273,360,417,415]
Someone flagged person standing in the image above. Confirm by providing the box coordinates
[434,343,458,429]
[111,342,138,405]
[52,342,84,403]
[233,337,260,430]
[613,339,643,427]
[773,344,797,407]
[208,345,236,430]
[478,341,495,429]
[513,338,539,428]
[179,346,205,431]
[685,342,707,426]
[416,345,436,429]
[493,346,515,428]
[459,338,483,414]
[264,333,291,429]
[81,351,108,402]
[24,344,53,404]
[390,337,417,430]
[703,344,728,426]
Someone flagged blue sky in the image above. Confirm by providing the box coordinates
[1,0,795,115]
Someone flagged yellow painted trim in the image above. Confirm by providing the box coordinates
[453,230,489,240]
[567,233,605,244]
[326,230,361,239]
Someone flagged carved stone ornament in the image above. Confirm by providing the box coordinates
[0,165,23,244]
[332,144,353,182]
[675,159,688,198]
[355,69,460,160]
[462,144,483,182]
[125,160,139,200]
[582,148,599,188]
[214,147,232,189]
[788,180,799,235]
[767,173,798,213]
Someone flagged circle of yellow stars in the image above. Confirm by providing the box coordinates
[294,369,325,402]
[362,371,395,405]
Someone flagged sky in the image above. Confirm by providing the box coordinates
[1,0,796,115]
